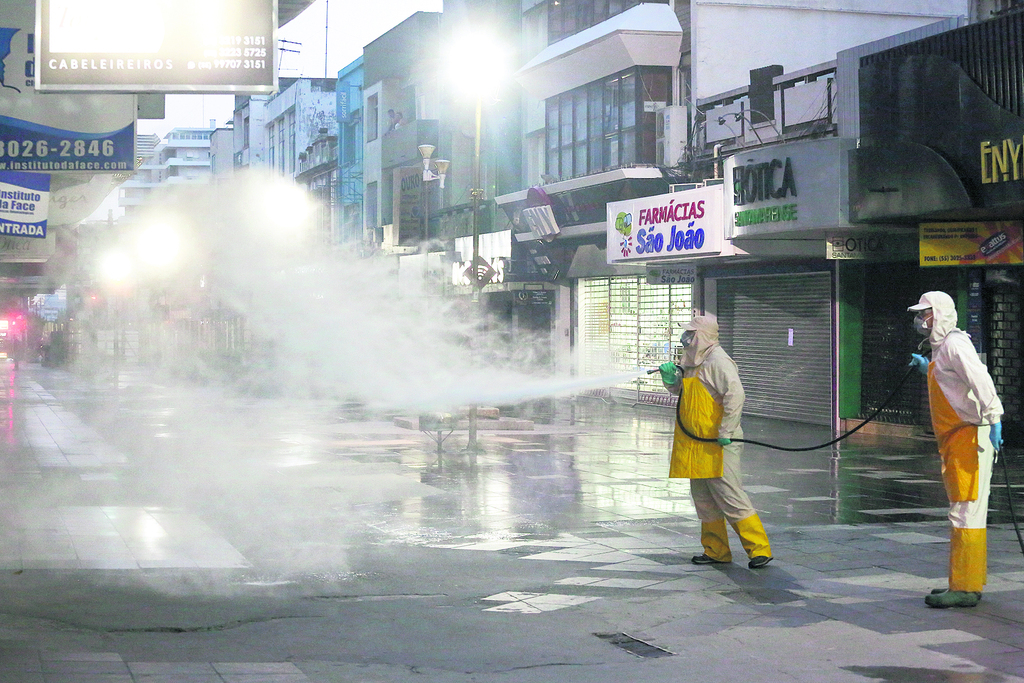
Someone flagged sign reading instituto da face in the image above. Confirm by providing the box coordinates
[35,0,277,93]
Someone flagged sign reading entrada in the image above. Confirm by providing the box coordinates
[732,157,798,227]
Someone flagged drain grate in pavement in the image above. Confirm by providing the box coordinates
[594,632,674,658]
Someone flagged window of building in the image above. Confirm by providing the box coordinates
[366,181,378,228]
[268,124,275,168]
[366,94,379,142]
[545,66,669,180]
[243,116,250,149]
[278,120,285,173]
[547,0,667,44]
[289,114,296,174]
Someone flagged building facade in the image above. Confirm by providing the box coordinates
[496,0,976,413]
[118,127,216,218]
[336,57,365,247]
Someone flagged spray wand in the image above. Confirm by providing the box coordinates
[645,339,925,452]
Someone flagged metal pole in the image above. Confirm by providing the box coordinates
[467,95,483,452]
[423,177,430,244]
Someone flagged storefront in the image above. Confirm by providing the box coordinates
[600,137,919,427]
[496,168,686,395]
[851,10,1024,439]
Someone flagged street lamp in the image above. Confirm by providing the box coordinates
[444,29,511,452]
[417,144,449,245]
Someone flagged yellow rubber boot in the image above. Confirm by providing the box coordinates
[699,518,732,563]
[732,513,772,562]
[949,527,986,593]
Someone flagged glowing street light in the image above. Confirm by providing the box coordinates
[99,250,133,285]
[443,29,511,289]
[136,222,181,269]
[443,28,511,452]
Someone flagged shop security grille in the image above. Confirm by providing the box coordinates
[989,284,1022,436]
[718,273,833,425]
[579,276,692,404]
[858,263,956,426]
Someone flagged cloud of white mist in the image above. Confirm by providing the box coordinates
[124,171,639,412]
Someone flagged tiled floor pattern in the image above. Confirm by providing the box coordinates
[0,652,311,683]
[0,506,249,570]
[0,377,250,571]
[4,370,1024,680]
[389,523,1024,619]
[18,382,129,471]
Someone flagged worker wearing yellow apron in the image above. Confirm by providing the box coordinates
[909,291,1004,609]
[659,315,773,569]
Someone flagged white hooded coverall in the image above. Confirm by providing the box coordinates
[665,315,771,563]
[914,291,1003,594]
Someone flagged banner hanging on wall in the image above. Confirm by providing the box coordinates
[919,221,1023,267]
[0,171,50,239]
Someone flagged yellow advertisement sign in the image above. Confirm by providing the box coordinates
[919,221,1023,267]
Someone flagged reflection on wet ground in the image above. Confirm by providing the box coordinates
[845,666,1013,683]
[3,365,1024,682]
[347,397,1024,539]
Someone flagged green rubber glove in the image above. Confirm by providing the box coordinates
[717,437,732,446]
[659,362,680,385]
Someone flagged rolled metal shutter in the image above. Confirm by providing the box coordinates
[718,273,833,425]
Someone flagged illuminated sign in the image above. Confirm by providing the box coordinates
[451,256,505,287]
[1,3,135,174]
[35,0,277,93]
[980,137,1024,185]
[732,157,798,227]
[606,186,724,263]
[919,221,1023,267]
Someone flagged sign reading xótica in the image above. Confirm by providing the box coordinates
[606,186,723,264]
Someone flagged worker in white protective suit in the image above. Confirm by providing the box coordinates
[909,291,1004,608]
[659,315,773,569]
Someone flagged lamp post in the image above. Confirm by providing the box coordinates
[417,144,449,246]
[446,29,509,453]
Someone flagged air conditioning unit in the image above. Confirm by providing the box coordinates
[656,105,688,167]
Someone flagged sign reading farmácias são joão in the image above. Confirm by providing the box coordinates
[606,186,723,263]
[919,221,1023,267]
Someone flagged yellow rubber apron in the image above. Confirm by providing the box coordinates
[927,362,987,592]
[669,377,724,479]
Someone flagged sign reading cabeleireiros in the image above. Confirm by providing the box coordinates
[35,0,277,93]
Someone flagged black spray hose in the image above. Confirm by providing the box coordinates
[650,363,919,452]
[997,449,1024,559]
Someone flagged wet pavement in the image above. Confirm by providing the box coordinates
[1,362,1023,682]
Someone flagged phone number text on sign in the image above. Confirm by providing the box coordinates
[0,139,116,159]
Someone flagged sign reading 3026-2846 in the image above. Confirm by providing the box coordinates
[0,120,134,172]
